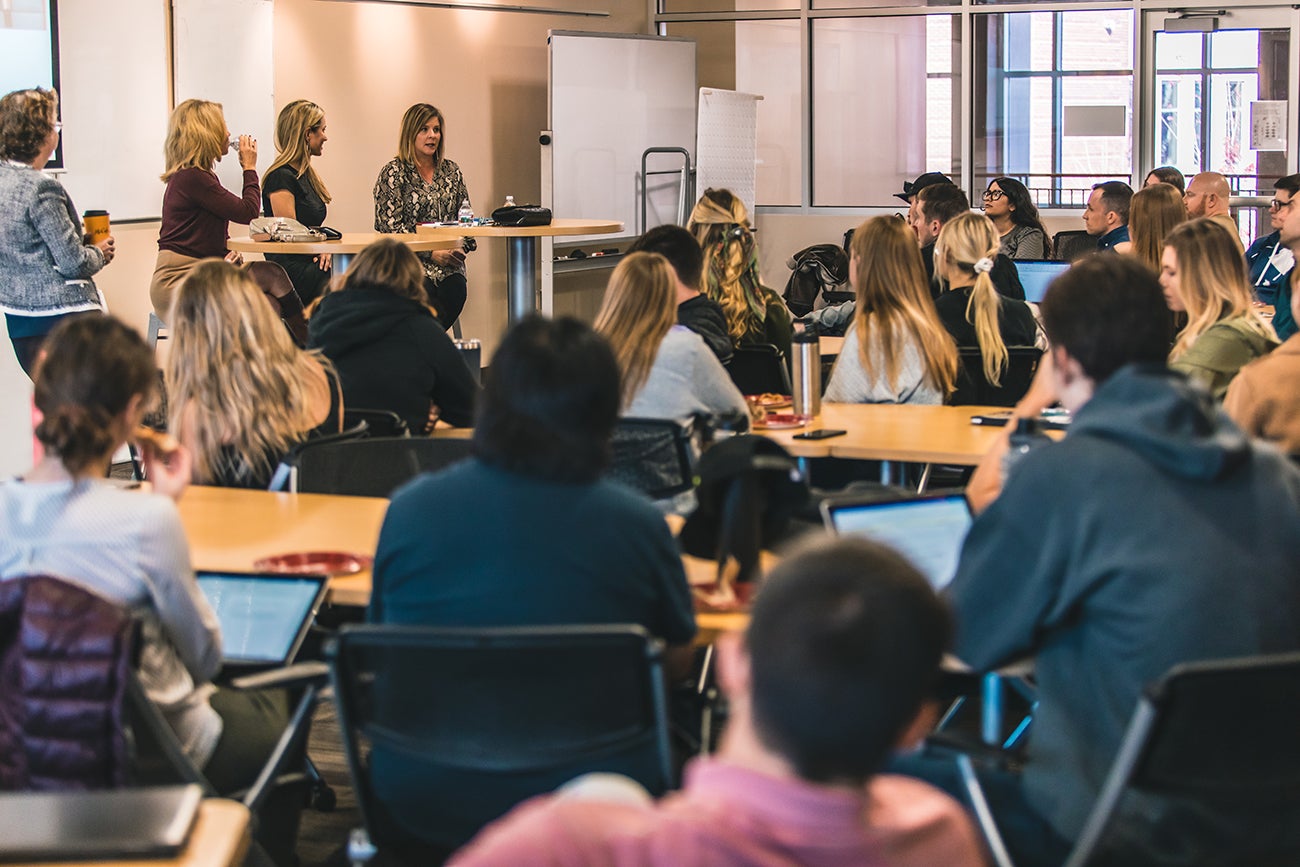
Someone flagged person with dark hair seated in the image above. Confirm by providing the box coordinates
[628,224,732,363]
[912,183,1025,300]
[1082,180,1133,251]
[1143,165,1186,195]
[449,536,986,867]
[908,254,1300,866]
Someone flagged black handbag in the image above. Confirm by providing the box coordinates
[491,204,552,227]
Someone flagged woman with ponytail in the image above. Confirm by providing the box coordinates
[0,315,287,794]
[933,212,1039,387]
[687,188,794,358]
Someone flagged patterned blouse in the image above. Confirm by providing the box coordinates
[373,157,470,283]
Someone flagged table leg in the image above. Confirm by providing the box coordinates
[507,236,537,326]
[332,252,354,278]
[880,460,898,486]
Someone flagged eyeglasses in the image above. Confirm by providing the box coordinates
[981,189,1005,201]
[1269,198,1293,211]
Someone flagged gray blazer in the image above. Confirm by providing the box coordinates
[0,163,105,315]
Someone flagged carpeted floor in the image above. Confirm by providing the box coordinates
[296,700,360,867]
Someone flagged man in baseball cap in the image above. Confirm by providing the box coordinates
[896,171,953,203]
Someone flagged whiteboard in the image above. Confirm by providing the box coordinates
[56,0,171,221]
[547,32,696,241]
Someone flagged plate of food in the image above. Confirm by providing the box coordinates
[253,552,373,576]
[752,412,806,430]
[745,392,792,410]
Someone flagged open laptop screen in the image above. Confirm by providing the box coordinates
[820,493,973,590]
[197,572,327,666]
[1015,260,1072,304]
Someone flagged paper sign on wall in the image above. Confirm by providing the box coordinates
[1251,101,1287,151]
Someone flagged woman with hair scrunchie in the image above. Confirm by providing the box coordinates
[687,188,793,359]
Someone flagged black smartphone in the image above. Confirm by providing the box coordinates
[792,429,847,440]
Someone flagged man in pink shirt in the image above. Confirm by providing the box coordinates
[450,537,989,867]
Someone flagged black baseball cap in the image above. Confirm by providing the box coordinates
[895,172,953,203]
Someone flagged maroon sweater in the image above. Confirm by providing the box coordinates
[158,166,259,259]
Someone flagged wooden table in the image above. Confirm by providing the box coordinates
[7,800,251,867]
[227,232,460,278]
[418,219,622,325]
[819,335,844,358]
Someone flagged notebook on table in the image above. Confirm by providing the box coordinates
[820,492,973,590]
[1014,259,1072,303]
[196,571,329,668]
[0,784,202,862]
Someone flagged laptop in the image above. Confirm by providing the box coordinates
[197,571,329,668]
[820,492,973,590]
[1014,259,1072,303]
[0,784,202,861]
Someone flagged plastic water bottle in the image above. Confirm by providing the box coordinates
[502,195,516,208]
[1001,417,1052,482]
[457,199,474,225]
[791,328,821,420]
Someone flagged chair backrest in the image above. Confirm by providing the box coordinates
[267,420,371,492]
[726,344,793,395]
[342,408,411,439]
[949,346,1042,408]
[1052,229,1098,262]
[1064,651,1300,867]
[608,418,696,500]
[327,624,673,855]
[292,436,474,497]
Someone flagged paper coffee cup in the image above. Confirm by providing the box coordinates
[83,210,110,245]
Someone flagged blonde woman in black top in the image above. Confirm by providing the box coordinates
[263,99,332,303]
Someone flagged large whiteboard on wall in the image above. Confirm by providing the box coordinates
[56,0,171,221]
[547,32,696,241]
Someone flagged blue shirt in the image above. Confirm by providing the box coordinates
[1096,225,1129,251]
[1245,230,1294,307]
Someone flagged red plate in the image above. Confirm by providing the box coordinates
[253,551,372,576]
[753,413,807,430]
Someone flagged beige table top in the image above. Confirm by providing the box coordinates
[227,232,458,256]
[12,800,251,867]
[416,218,623,239]
[819,335,844,357]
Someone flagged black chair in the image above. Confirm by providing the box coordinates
[342,408,411,438]
[1052,230,1097,262]
[282,435,474,497]
[608,418,696,501]
[267,420,371,491]
[949,347,1042,408]
[327,624,674,861]
[956,651,1300,867]
[725,344,792,396]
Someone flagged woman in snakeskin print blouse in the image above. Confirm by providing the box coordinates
[373,103,472,330]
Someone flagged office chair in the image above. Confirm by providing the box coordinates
[342,408,411,439]
[279,435,473,498]
[950,347,1042,408]
[1052,230,1098,262]
[266,420,371,492]
[608,417,697,501]
[725,344,793,396]
[327,624,674,862]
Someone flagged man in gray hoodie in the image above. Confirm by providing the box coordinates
[932,255,1300,866]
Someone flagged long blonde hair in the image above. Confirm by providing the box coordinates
[840,216,958,397]
[688,188,767,346]
[593,252,676,407]
[1164,218,1275,359]
[166,260,334,483]
[935,213,1009,386]
[264,99,331,203]
[161,99,227,181]
[1128,183,1185,272]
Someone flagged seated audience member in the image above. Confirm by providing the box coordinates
[1143,165,1186,195]
[1082,180,1132,251]
[1183,171,1245,254]
[0,316,289,795]
[688,188,794,358]
[1162,218,1278,399]
[912,183,1025,300]
[167,260,342,488]
[980,177,1048,260]
[1115,182,1186,271]
[367,315,697,848]
[1245,173,1299,308]
[823,216,957,404]
[894,170,953,205]
[933,212,1039,390]
[308,237,477,433]
[627,224,732,363]
[594,252,748,426]
[908,254,1300,866]
[450,536,987,867]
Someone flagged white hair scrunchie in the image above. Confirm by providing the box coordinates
[973,257,995,275]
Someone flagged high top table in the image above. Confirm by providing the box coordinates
[227,232,460,278]
[417,219,623,325]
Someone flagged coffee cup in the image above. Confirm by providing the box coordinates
[83,210,110,245]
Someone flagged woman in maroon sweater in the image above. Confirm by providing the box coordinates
[149,99,259,321]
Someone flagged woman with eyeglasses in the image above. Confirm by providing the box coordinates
[980,178,1048,260]
[0,88,113,378]
[688,188,793,358]
[262,99,332,304]
[1245,174,1299,316]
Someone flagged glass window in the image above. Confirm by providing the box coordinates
[661,0,796,11]
[811,15,960,206]
[974,10,1134,208]
[664,19,802,207]
[813,0,954,9]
